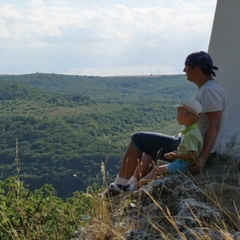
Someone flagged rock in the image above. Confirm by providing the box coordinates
[72,156,240,239]
[175,198,222,229]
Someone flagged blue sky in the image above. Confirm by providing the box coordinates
[0,0,217,76]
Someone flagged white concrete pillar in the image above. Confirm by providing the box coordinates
[208,0,240,158]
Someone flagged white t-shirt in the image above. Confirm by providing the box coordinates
[196,80,227,152]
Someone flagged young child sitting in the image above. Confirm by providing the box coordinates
[124,98,203,191]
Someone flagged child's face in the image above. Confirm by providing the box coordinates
[176,107,188,125]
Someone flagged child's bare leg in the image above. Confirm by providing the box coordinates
[133,164,169,189]
[141,163,169,181]
[154,164,169,175]
[129,153,154,182]
[134,178,152,188]
[140,168,156,180]
[126,154,155,190]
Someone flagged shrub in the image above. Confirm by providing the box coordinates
[0,176,97,239]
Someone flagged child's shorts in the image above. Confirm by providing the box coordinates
[167,159,189,175]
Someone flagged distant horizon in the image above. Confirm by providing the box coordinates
[0,72,185,78]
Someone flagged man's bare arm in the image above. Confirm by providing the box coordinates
[189,111,222,173]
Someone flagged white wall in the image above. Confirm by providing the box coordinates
[208,0,240,158]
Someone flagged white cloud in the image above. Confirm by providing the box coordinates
[0,0,217,75]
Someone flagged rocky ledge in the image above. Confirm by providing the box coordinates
[72,156,240,240]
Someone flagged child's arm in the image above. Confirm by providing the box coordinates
[165,151,198,162]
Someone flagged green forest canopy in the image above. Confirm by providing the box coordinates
[0,73,197,199]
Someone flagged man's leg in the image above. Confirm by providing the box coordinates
[118,132,180,180]
[118,140,143,179]
[101,140,143,198]
[102,132,180,198]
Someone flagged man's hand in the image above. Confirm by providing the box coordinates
[188,156,205,173]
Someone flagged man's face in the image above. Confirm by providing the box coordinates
[183,65,195,82]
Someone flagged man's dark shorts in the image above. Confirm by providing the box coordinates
[131,131,181,160]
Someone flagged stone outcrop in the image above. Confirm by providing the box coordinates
[72,156,240,240]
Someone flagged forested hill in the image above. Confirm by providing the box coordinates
[0,73,196,103]
[0,73,197,199]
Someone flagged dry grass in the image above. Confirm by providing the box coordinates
[81,157,240,240]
